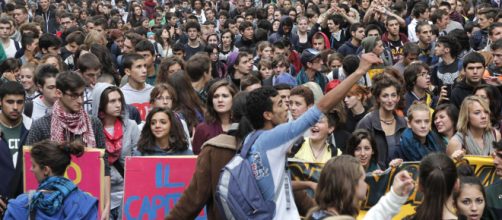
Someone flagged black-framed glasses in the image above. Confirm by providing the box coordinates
[64,92,84,100]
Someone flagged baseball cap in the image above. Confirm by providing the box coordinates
[301,48,321,65]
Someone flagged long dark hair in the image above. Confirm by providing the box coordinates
[205,79,237,124]
[137,107,188,154]
[98,86,126,119]
[31,140,85,176]
[415,153,457,220]
[474,84,502,125]
[166,70,205,131]
[345,129,380,168]
[89,44,120,85]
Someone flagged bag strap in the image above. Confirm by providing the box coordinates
[239,130,263,157]
[113,161,125,178]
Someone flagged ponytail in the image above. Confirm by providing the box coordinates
[414,153,457,220]
[31,140,85,176]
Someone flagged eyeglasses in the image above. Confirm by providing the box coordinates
[155,96,172,101]
[64,92,84,100]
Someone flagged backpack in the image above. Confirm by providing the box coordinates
[216,130,288,220]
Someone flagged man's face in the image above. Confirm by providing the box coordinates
[93,25,105,34]
[464,62,485,84]
[0,23,12,39]
[229,24,239,35]
[126,59,147,84]
[492,149,502,176]
[386,20,400,35]
[174,50,184,60]
[40,77,58,105]
[437,14,450,30]
[419,9,430,20]
[45,46,60,56]
[404,53,418,65]
[1,95,24,122]
[81,68,101,88]
[13,9,28,25]
[490,27,502,42]
[40,0,49,11]
[60,17,75,31]
[242,27,254,40]
[307,57,323,72]
[417,25,432,44]
[137,50,154,67]
[269,95,288,126]
[353,28,366,41]
[273,47,285,57]
[123,38,134,53]
[58,87,85,113]
[434,42,447,57]
[86,22,95,31]
[478,14,492,29]
[277,89,291,110]
[312,38,325,51]
[367,29,380,38]
[187,28,199,41]
[492,48,502,68]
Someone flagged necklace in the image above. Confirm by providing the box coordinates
[380,117,395,125]
[309,139,326,161]
[0,114,22,129]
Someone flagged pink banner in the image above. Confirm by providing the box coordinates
[122,156,206,220]
[23,147,105,214]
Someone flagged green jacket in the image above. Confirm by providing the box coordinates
[0,43,7,63]
[484,179,502,220]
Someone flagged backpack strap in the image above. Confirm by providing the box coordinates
[14,40,21,51]
[239,130,263,157]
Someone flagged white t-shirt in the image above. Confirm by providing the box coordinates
[31,96,52,122]
[3,39,18,58]
[121,83,153,121]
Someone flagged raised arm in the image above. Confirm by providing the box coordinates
[316,53,382,113]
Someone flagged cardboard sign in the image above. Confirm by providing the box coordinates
[122,156,206,220]
[289,156,498,219]
[23,146,105,214]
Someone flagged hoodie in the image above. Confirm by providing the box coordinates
[4,188,98,220]
[91,83,140,210]
[268,17,300,48]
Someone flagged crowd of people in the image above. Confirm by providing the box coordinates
[0,0,501,219]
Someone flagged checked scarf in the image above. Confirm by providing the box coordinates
[30,176,77,215]
[50,100,96,147]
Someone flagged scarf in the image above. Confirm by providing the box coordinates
[400,128,445,161]
[297,68,327,91]
[103,119,124,164]
[50,100,96,147]
[463,129,495,156]
[30,176,77,216]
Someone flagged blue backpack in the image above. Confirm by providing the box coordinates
[215,130,288,220]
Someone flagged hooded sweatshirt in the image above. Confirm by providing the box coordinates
[91,83,140,210]
[4,188,98,220]
[268,16,300,48]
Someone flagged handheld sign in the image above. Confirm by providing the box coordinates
[23,146,105,215]
[122,156,206,220]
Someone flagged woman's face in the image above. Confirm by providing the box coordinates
[355,166,368,201]
[474,89,489,107]
[456,184,485,220]
[434,110,454,135]
[142,19,149,29]
[134,6,142,16]
[344,94,362,109]
[259,66,273,79]
[272,21,280,32]
[168,63,182,76]
[268,5,275,15]
[80,12,88,21]
[162,29,170,39]
[45,57,60,70]
[19,68,35,91]
[212,86,233,114]
[208,35,218,46]
[298,18,308,32]
[150,112,171,140]
[222,32,232,47]
[210,48,219,62]
[372,40,385,56]
[408,110,431,139]
[30,158,48,183]
[260,46,272,59]
[468,101,489,130]
[377,86,399,112]
[154,91,173,109]
[361,0,370,9]
[330,59,342,71]
[105,91,123,118]
[354,139,373,168]
[309,116,333,142]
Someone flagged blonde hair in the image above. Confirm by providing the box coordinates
[407,102,431,121]
[84,30,108,47]
[457,95,492,135]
